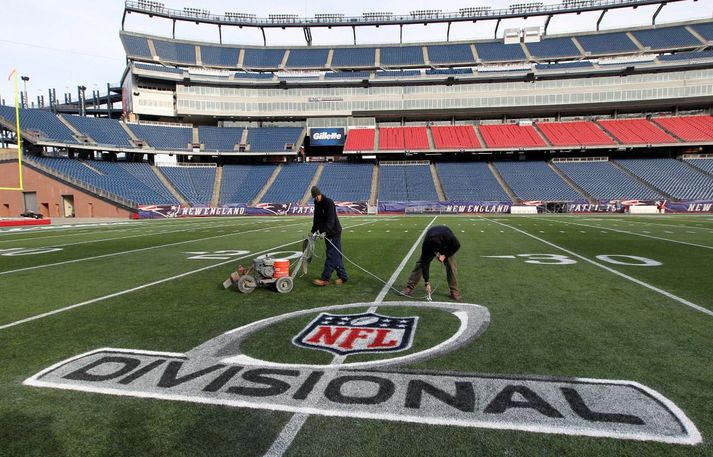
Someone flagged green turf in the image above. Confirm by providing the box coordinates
[0,214,711,456]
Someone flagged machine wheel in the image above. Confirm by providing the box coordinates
[275,276,293,294]
[237,275,257,294]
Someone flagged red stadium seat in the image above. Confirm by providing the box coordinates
[536,121,616,146]
[597,119,676,144]
[431,125,481,149]
[343,129,376,151]
[652,115,713,142]
[479,124,546,148]
[378,127,429,150]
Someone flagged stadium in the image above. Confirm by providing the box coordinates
[0,0,712,456]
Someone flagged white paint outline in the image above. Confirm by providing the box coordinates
[483,218,713,318]
[23,347,702,447]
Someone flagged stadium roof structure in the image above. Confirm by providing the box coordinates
[123,0,690,45]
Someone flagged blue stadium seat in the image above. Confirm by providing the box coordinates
[61,115,132,147]
[160,167,216,205]
[658,50,713,62]
[152,39,197,64]
[494,161,581,201]
[201,46,241,67]
[475,42,527,62]
[121,34,153,59]
[317,163,373,201]
[134,63,184,74]
[331,48,376,67]
[686,158,713,176]
[285,48,329,68]
[380,46,424,66]
[243,48,286,69]
[576,32,638,55]
[220,164,277,205]
[324,71,371,79]
[617,158,713,200]
[127,124,193,151]
[690,22,713,42]
[437,162,510,201]
[375,70,421,78]
[536,61,593,71]
[261,164,318,202]
[378,164,438,201]
[247,127,302,152]
[526,37,581,59]
[427,44,475,65]
[198,126,244,152]
[425,68,473,75]
[234,72,275,79]
[631,26,701,50]
[0,106,77,144]
[555,161,661,200]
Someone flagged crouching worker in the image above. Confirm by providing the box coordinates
[403,225,461,300]
[310,186,348,286]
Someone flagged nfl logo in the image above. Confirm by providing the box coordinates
[293,312,418,356]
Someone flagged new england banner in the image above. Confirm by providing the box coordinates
[138,202,369,219]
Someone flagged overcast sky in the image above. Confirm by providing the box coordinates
[0,0,710,107]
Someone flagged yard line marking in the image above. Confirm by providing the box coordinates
[484,218,713,318]
[0,221,306,276]
[0,219,379,331]
[599,219,713,233]
[544,219,713,250]
[264,217,437,457]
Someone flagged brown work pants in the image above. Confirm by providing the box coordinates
[406,255,459,294]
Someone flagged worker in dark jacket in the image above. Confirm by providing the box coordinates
[403,225,461,300]
[310,186,348,286]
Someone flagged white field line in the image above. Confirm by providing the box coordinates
[591,218,713,233]
[0,221,144,236]
[544,218,713,250]
[0,219,378,332]
[0,221,309,277]
[483,218,713,318]
[263,216,437,457]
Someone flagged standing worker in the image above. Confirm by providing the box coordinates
[403,225,461,300]
[310,186,348,286]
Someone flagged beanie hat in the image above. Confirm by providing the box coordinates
[311,186,321,198]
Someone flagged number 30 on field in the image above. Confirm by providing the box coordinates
[497,254,662,267]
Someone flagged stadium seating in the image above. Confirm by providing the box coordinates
[479,124,546,148]
[121,34,153,59]
[126,124,193,150]
[686,158,713,176]
[200,46,241,67]
[344,129,375,152]
[378,164,438,201]
[652,116,713,141]
[30,156,178,205]
[536,61,593,71]
[285,48,330,68]
[316,163,373,201]
[437,162,510,201]
[234,72,275,79]
[425,68,473,75]
[378,127,429,150]
[631,26,701,50]
[617,158,713,200]
[261,164,318,202]
[198,126,244,152]
[160,167,216,205]
[375,70,421,78]
[690,22,713,41]
[576,31,638,55]
[535,121,616,146]
[427,44,475,65]
[61,115,133,147]
[474,42,527,62]
[152,39,197,64]
[380,46,424,66]
[331,48,376,67]
[555,161,661,200]
[526,37,581,59]
[324,71,371,79]
[219,164,277,204]
[134,63,184,74]
[658,50,713,62]
[494,161,582,201]
[597,119,675,144]
[243,48,286,69]
[246,127,302,152]
[0,106,77,144]
[431,126,481,150]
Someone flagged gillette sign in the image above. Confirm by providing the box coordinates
[310,128,345,146]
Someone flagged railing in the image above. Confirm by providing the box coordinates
[551,156,609,162]
[379,160,430,166]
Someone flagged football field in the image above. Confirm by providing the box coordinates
[1,214,712,456]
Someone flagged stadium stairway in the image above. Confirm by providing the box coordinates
[610,160,674,199]
[58,116,92,145]
[532,123,553,147]
[211,167,223,206]
[682,158,713,179]
[252,164,284,205]
[548,162,597,203]
[374,128,380,152]
[426,128,436,150]
[120,123,142,147]
[153,166,189,206]
[487,162,519,203]
[369,164,379,205]
[301,163,325,204]
[649,121,686,143]
[430,163,446,201]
